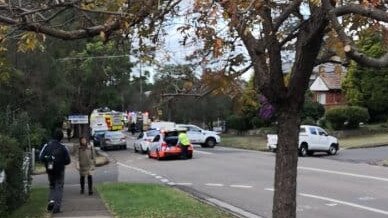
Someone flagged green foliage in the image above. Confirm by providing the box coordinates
[301,117,316,125]
[0,134,26,216]
[302,95,325,121]
[345,106,370,129]
[226,115,250,133]
[250,117,264,128]
[325,106,369,130]
[342,30,388,121]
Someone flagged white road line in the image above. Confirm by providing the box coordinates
[161,179,169,183]
[264,188,388,216]
[230,185,253,189]
[155,176,162,179]
[299,166,388,182]
[195,150,213,155]
[299,193,388,216]
[205,183,224,187]
[206,198,262,218]
[175,183,193,186]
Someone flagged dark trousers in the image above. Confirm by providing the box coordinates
[48,171,64,211]
[80,175,93,193]
[180,145,189,159]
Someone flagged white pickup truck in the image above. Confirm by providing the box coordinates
[176,124,221,148]
[267,125,339,156]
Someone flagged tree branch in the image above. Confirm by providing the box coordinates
[273,0,303,31]
[334,4,388,22]
[323,0,388,67]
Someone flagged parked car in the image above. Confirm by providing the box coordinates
[100,131,127,150]
[148,130,193,160]
[266,125,339,156]
[176,124,221,148]
[91,130,106,147]
[133,129,160,153]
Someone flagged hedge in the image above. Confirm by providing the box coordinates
[325,106,370,130]
[0,134,30,217]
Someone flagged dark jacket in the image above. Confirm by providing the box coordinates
[39,140,71,175]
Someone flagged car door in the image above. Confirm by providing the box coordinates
[135,132,144,149]
[317,127,330,150]
[187,126,202,144]
[150,134,161,152]
[307,127,320,150]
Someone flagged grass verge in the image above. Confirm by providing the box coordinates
[220,133,388,151]
[8,187,49,218]
[97,183,232,218]
[340,133,388,149]
[220,135,267,151]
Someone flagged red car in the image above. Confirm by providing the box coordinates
[148,130,193,160]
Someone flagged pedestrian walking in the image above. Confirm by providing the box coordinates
[39,128,71,214]
[75,136,96,195]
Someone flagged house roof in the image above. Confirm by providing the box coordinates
[320,73,342,90]
[310,73,342,91]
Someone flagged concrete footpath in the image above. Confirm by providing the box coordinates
[53,142,113,218]
[54,185,112,218]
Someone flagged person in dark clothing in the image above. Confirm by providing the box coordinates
[130,122,136,135]
[39,128,71,214]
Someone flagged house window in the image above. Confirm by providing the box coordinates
[317,93,326,104]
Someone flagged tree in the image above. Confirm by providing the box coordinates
[190,1,388,217]
[342,30,388,121]
[1,0,387,217]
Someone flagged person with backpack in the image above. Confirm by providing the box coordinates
[75,136,96,195]
[39,128,71,214]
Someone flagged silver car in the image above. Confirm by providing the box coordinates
[133,129,160,154]
[101,131,127,150]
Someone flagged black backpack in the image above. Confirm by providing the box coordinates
[42,141,70,174]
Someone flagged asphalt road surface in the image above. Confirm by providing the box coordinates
[33,137,388,218]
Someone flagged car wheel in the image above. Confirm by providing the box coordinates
[327,144,338,155]
[299,144,308,157]
[187,153,193,159]
[205,138,216,148]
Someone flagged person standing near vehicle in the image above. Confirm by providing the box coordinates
[39,128,71,214]
[178,128,190,159]
[75,136,96,195]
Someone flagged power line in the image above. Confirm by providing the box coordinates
[57,54,130,61]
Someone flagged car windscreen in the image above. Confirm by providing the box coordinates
[105,132,123,139]
[146,130,159,137]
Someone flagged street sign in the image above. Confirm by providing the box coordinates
[68,115,89,124]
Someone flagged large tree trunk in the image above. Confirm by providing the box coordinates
[273,106,301,218]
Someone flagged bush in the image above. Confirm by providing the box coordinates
[0,134,26,216]
[345,106,370,129]
[226,115,250,134]
[325,106,370,130]
[301,117,316,125]
[302,100,325,121]
[250,117,264,128]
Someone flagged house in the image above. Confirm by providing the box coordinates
[309,64,346,109]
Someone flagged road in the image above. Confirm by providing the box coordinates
[33,137,388,218]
